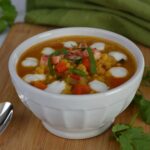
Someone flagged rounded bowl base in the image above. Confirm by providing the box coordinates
[42,121,112,139]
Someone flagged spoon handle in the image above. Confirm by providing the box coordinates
[0,110,13,135]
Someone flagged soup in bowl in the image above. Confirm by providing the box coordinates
[17,36,136,95]
[9,27,144,139]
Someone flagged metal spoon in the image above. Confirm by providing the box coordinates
[0,102,13,134]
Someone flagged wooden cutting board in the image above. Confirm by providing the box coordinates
[0,23,150,150]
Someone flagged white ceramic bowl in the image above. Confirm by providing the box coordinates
[8,27,144,139]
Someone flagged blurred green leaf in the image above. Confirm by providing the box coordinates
[0,19,7,32]
[0,0,17,33]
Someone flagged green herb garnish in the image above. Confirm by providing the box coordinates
[86,48,96,74]
[74,58,82,64]
[133,93,150,125]
[69,68,87,77]
[48,56,55,75]
[52,48,68,56]
[112,123,150,150]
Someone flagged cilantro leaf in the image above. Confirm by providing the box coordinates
[112,124,150,150]
[112,124,130,134]
[133,93,150,124]
[118,135,133,150]
[52,48,68,56]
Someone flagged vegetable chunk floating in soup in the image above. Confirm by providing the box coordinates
[17,36,136,95]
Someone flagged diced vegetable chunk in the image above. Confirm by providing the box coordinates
[56,61,68,73]
[40,55,48,66]
[94,50,101,60]
[70,74,81,80]
[72,84,91,94]
[32,81,47,90]
[82,57,90,70]
[51,55,61,64]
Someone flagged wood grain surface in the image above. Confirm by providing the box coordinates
[0,23,150,150]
